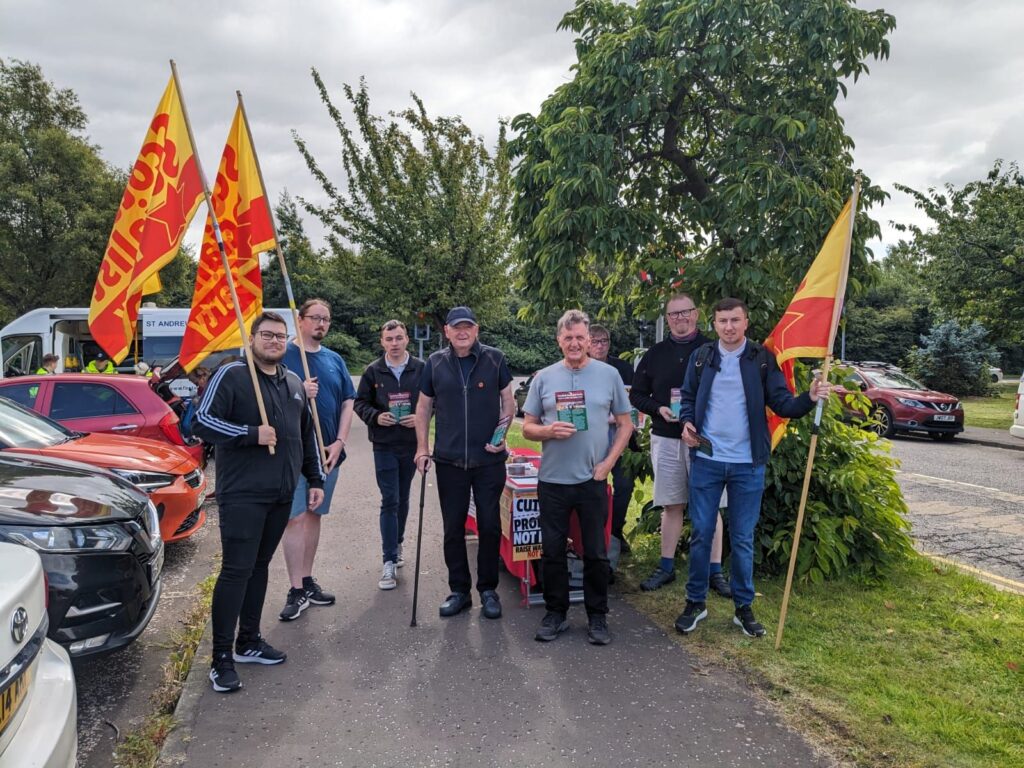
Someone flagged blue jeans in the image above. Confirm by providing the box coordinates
[685,456,766,607]
[373,448,416,564]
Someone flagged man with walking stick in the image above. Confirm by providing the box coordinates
[673,298,831,638]
[414,306,515,620]
[194,311,325,692]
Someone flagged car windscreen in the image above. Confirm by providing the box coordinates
[0,396,75,449]
[862,369,925,390]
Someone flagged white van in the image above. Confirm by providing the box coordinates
[0,306,295,396]
[1011,373,1024,440]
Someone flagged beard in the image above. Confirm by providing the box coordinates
[311,329,326,341]
[252,345,285,367]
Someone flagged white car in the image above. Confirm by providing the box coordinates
[0,543,77,767]
[989,365,1004,383]
[1011,374,1024,440]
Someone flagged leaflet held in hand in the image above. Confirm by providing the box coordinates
[555,390,588,431]
[388,391,412,420]
[490,415,512,447]
[670,388,682,420]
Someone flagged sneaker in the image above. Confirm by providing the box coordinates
[279,587,309,621]
[734,605,766,638]
[674,600,708,634]
[234,636,287,665]
[709,572,732,598]
[640,566,676,592]
[209,652,241,693]
[396,544,405,568]
[587,614,611,645]
[303,576,335,606]
[379,561,398,591]
[534,611,569,642]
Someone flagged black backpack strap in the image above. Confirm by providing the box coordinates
[693,342,715,387]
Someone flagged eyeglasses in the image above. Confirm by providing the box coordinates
[256,330,288,342]
[666,308,697,319]
[590,338,610,345]
[303,314,331,325]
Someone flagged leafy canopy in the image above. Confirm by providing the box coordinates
[510,0,894,332]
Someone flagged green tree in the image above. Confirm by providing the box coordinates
[0,59,123,324]
[894,160,1024,367]
[149,244,198,308]
[903,318,997,398]
[293,74,512,331]
[509,0,894,334]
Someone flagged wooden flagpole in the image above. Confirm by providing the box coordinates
[169,60,275,455]
[236,91,328,465]
[774,175,861,650]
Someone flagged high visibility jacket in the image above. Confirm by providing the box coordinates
[35,367,53,375]
[85,360,116,374]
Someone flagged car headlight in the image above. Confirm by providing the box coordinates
[895,397,926,409]
[0,523,133,552]
[954,401,963,410]
[110,469,177,492]
[146,499,162,548]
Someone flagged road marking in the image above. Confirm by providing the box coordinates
[921,551,1024,596]
[898,471,1024,505]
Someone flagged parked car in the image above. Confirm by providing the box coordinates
[0,396,206,543]
[514,374,535,417]
[0,453,163,657]
[837,362,964,440]
[0,372,204,465]
[0,542,77,766]
[1010,373,1024,440]
[989,366,1004,383]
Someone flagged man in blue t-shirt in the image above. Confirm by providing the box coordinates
[278,299,355,622]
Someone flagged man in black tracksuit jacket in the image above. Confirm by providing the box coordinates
[193,311,324,693]
[414,307,515,620]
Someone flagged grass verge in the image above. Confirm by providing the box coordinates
[113,572,217,768]
[962,382,1017,429]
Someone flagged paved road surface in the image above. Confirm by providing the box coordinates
[162,419,829,768]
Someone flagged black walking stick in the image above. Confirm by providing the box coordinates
[410,463,429,627]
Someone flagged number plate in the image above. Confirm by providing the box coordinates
[150,544,165,581]
[933,414,956,422]
[0,666,33,738]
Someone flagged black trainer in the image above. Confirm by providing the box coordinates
[209,652,241,693]
[674,600,708,634]
[709,572,732,598]
[480,590,502,619]
[234,636,287,665]
[734,605,766,638]
[303,577,336,606]
[279,587,309,621]
[587,614,611,645]
[535,611,569,642]
[640,567,676,591]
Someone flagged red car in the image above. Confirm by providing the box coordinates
[0,373,203,465]
[839,362,964,441]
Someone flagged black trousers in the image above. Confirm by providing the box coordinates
[434,461,505,594]
[538,479,610,616]
[211,500,291,655]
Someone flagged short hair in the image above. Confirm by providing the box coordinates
[556,309,590,336]
[251,310,288,335]
[589,324,610,339]
[299,298,331,317]
[188,366,210,383]
[666,292,695,308]
[381,319,407,333]
[41,354,59,365]
[712,297,749,317]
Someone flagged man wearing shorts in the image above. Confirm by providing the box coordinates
[279,299,355,621]
[630,293,731,596]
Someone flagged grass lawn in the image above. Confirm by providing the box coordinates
[962,382,1017,429]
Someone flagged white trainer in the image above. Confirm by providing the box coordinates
[378,561,398,590]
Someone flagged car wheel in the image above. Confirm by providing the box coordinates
[991,373,999,383]
[929,432,956,441]
[869,405,895,438]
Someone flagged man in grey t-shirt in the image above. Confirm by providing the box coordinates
[523,309,633,645]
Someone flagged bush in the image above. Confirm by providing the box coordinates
[903,319,997,397]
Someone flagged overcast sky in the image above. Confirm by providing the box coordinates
[3,0,1022,262]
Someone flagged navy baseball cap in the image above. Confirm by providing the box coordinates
[445,306,478,326]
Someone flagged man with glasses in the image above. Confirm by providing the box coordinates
[279,299,356,621]
[194,311,325,692]
[630,294,731,597]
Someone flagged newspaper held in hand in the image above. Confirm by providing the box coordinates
[669,388,682,420]
[555,390,588,431]
[388,391,412,420]
[489,414,512,447]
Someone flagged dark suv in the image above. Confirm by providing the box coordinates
[839,362,964,441]
[0,453,163,656]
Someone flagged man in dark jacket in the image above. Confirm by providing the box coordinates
[414,306,515,619]
[674,298,831,639]
[193,311,325,693]
[355,319,425,591]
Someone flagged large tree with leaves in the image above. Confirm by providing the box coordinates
[894,160,1024,355]
[0,59,123,324]
[294,74,512,331]
[510,0,894,333]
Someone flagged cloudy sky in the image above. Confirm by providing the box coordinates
[3,0,1022,261]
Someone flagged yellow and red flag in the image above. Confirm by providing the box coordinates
[763,191,856,448]
[178,105,274,373]
[89,76,204,362]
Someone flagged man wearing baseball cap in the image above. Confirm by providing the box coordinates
[414,306,515,619]
[85,350,116,374]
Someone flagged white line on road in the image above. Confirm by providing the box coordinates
[898,471,1024,505]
